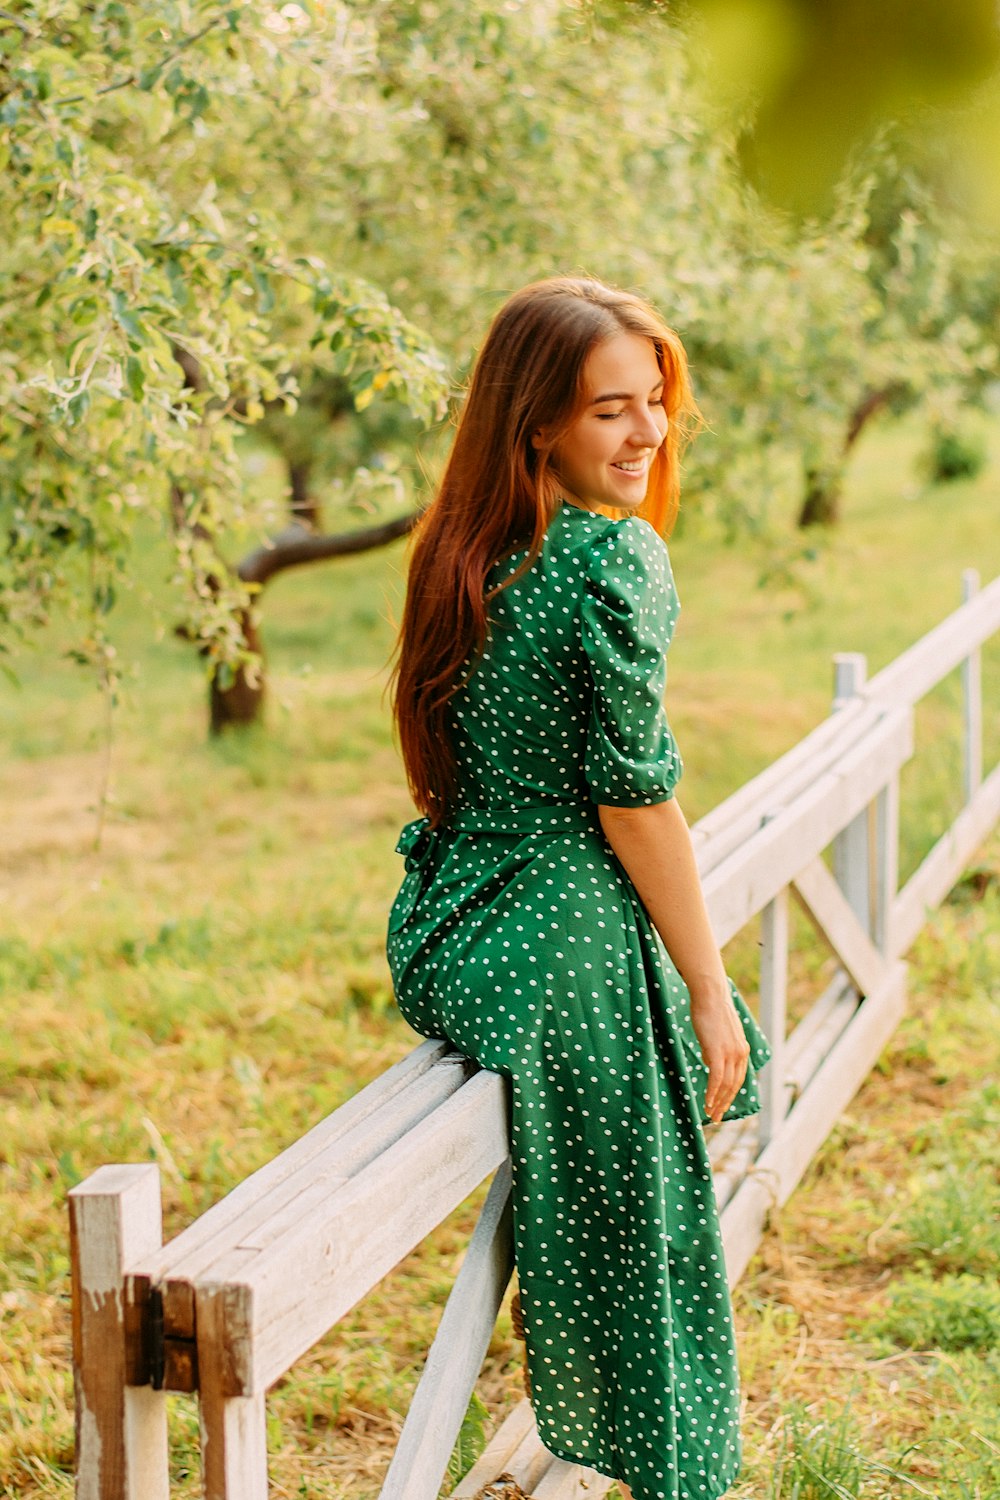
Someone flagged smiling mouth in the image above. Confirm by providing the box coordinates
[612,459,648,473]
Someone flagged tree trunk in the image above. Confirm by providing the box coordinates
[288,459,320,529]
[166,346,424,735]
[209,609,265,733]
[798,469,841,527]
[797,384,905,529]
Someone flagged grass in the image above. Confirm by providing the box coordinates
[728,865,1000,1500]
[0,408,999,1497]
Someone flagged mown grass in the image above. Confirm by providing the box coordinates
[0,408,998,1498]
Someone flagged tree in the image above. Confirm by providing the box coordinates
[0,0,448,718]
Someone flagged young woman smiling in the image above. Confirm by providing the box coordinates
[387,277,771,1500]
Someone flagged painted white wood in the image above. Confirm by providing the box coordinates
[962,569,983,803]
[703,708,913,945]
[721,962,907,1288]
[197,1282,268,1500]
[477,1419,559,1495]
[831,654,872,931]
[864,569,1000,713]
[450,1400,538,1497]
[695,570,1000,878]
[204,1068,510,1395]
[532,1455,614,1500]
[792,856,887,998]
[136,1039,460,1286]
[692,695,876,870]
[453,1398,614,1500]
[69,1165,168,1500]
[892,759,1000,955]
[783,976,859,1107]
[832,653,868,712]
[873,774,900,957]
[199,1393,268,1500]
[757,890,788,1147]
[711,1123,761,1212]
[379,1161,515,1500]
[780,974,849,1068]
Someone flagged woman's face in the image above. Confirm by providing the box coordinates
[546,332,668,513]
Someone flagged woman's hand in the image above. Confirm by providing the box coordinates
[598,798,752,1123]
[688,989,751,1123]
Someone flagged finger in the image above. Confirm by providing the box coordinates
[704,1056,725,1120]
[714,1051,746,1120]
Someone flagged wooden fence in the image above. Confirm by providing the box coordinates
[70,570,1000,1500]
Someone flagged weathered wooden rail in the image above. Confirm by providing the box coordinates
[71,569,1000,1500]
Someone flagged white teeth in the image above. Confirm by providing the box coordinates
[614,460,646,472]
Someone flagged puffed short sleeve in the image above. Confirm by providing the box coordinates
[579,516,683,806]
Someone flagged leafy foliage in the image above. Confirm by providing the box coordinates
[0,0,448,685]
[2,0,998,707]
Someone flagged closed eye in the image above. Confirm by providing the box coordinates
[597,399,665,422]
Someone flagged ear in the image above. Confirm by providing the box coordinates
[531,428,548,452]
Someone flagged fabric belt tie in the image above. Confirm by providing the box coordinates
[395,803,601,872]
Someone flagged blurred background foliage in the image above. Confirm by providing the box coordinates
[1,0,999,728]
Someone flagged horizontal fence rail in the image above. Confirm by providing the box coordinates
[70,571,1000,1500]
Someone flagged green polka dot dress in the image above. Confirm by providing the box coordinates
[387,499,772,1500]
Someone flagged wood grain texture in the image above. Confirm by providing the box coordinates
[69,1165,168,1500]
[161,1068,509,1398]
[197,1284,268,1500]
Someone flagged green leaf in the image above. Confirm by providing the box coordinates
[251,266,275,314]
[125,355,145,401]
[67,390,90,425]
[111,291,145,347]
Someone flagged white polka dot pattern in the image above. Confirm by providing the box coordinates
[387,499,772,1500]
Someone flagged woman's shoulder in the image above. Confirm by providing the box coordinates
[582,512,675,600]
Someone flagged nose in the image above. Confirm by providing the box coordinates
[629,406,668,449]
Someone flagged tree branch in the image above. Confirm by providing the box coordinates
[238,514,422,586]
[55,16,226,107]
[0,9,35,35]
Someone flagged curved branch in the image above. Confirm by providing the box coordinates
[237,512,422,586]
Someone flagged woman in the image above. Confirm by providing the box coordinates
[386,277,772,1500]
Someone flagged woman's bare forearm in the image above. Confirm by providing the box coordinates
[598,797,750,1122]
[597,798,727,1003]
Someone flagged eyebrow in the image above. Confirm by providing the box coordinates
[589,380,665,405]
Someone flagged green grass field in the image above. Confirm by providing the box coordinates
[1,410,998,1498]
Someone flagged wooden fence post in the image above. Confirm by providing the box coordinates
[832,653,872,934]
[69,1164,168,1500]
[196,1285,268,1500]
[757,889,789,1147]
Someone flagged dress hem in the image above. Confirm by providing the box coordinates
[534,1422,741,1500]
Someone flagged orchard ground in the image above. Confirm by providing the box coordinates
[1,409,998,1498]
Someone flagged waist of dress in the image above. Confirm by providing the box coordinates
[450,802,600,835]
[395,802,602,870]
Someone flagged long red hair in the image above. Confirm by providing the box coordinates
[390,276,700,826]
